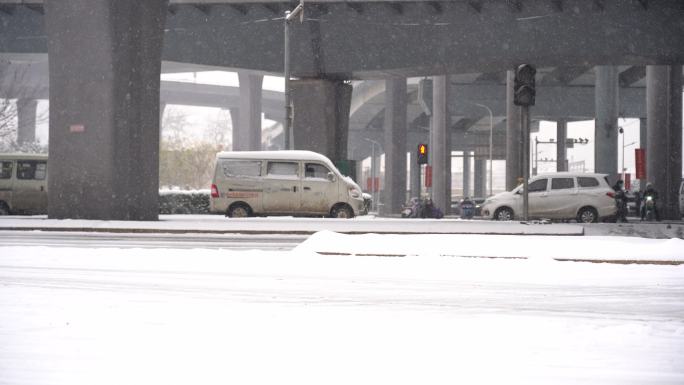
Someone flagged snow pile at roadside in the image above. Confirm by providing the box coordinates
[295,230,684,262]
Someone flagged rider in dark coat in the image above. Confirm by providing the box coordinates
[640,183,660,221]
[612,180,628,222]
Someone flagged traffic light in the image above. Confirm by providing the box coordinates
[514,64,536,106]
[417,143,428,164]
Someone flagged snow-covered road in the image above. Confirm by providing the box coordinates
[1,233,683,385]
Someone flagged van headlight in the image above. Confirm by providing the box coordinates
[349,187,361,199]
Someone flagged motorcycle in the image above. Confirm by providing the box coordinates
[401,197,443,219]
[643,195,656,221]
[401,197,422,218]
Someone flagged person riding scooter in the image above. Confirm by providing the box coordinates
[640,183,660,221]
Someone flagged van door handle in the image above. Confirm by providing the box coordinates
[40,186,44,191]
[303,187,311,191]
[293,186,297,192]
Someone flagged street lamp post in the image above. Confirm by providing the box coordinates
[474,103,493,197]
[619,126,637,183]
[283,1,304,150]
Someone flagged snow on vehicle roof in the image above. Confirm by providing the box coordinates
[0,153,48,159]
[534,172,608,178]
[216,150,334,165]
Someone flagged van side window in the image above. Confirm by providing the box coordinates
[0,161,12,179]
[267,162,298,178]
[221,160,261,177]
[305,163,330,180]
[17,161,46,180]
[528,178,548,193]
[34,162,47,180]
[577,177,599,188]
[551,178,574,190]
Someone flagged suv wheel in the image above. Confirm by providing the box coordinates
[494,207,513,221]
[577,207,598,223]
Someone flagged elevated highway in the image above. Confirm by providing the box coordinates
[0,0,681,220]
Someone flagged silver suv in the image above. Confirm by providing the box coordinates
[480,172,617,223]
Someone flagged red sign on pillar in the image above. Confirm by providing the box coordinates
[366,177,380,192]
[624,173,631,190]
[635,148,646,179]
[425,165,432,188]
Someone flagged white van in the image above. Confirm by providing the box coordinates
[480,172,617,223]
[0,153,48,215]
[209,150,365,218]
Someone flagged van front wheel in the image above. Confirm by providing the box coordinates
[331,204,354,219]
[227,203,251,218]
[0,202,9,215]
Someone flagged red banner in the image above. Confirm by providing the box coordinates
[366,177,380,192]
[624,173,631,190]
[425,165,432,188]
[635,148,646,179]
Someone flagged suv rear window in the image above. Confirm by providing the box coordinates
[578,177,599,188]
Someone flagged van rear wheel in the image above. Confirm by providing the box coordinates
[331,204,353,219]
[227,203,251,218]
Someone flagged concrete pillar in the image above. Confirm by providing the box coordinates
[291,78,352,164]
[382,77,407,215]
[639,117,647,190]
[474,158,486,198]
[462,152,471,197]
[229,108,240,150]
[556,118,567,172]
[646,65,682,220]
[236,73,263,151]
[45,0,167,220]
[16,99,37,144]
[431,75,449,212]
[410,154,421,198]
[594,66,619,180]
[506,70,523,191]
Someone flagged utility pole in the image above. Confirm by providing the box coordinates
[283,1,304,150]
[513,64,536,221]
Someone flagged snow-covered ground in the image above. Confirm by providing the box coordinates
[1,230,683,385]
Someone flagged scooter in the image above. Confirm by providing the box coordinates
[643,196,656,221]
[401,197,422,218]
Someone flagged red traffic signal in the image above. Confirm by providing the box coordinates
[417,143,428,164]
